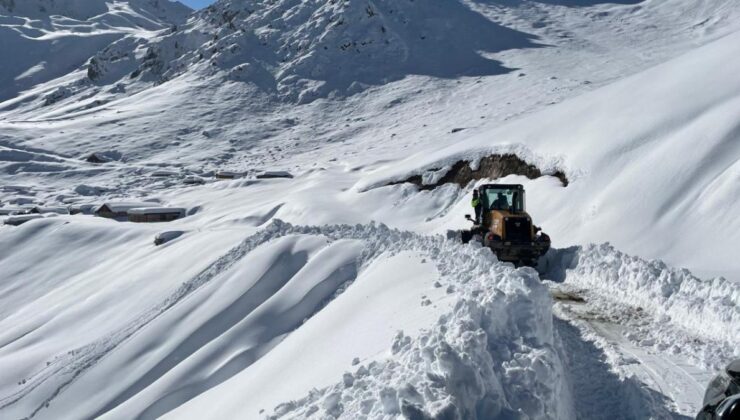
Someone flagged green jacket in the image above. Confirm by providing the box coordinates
[471,197,480,208]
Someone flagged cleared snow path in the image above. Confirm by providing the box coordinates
[554,317,684,419]
[543,244,739,418]
[588,320,710,415]
[553,295,704,419]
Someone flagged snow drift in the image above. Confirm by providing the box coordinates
[0,219,572,419]
[544,243,739,346]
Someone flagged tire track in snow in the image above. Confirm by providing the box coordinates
[588,320,710,414]
[554,317,679,420]
[542,243,737,419]
[553,299,700,419]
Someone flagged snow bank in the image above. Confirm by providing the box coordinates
[543,243,739,350]
[270,277,570,419]
[0,219,573,419]
[357,144,567,192]
[175,220,573,420]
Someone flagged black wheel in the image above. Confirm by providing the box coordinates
[461,230,473,244]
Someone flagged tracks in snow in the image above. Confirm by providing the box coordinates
[587,320,711,414]
[552,287,706,419]
[544,244,736,420]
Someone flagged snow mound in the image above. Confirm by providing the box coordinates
[545,243,739,344]
[226,221,572,419]
[270,275,569,419]
[0,219,573,419]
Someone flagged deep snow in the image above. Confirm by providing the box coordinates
[359,28,740,279]
[0,219,572,419]
[1,0,739,418]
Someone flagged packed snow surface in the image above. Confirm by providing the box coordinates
[542,244,739,417]
[1,0,739,418]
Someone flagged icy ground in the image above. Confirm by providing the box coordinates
[1,0,739,418]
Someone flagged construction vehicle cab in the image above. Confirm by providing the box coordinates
[461,184,550,266]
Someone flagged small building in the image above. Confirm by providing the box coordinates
[150,170,178,177]
[7,196,36,205]
[29,206,69,215]
[95,202,152,219]
[216,171,244,179]
[127,207,186,223]
[183,175,205,185]
[256,170,293,179]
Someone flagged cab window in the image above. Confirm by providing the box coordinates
[481,188,524,212]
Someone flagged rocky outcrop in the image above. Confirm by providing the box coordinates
[392,153,569,190]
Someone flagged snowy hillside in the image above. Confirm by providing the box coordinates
[361,28,740,279]
[0,0,190,21]
[1,0,739,419]
[0,0,190,103]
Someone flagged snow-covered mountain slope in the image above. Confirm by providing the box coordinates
[1,215,734,418]
[361,27,740,279]
[3,0,740,118]
[1,0,739,419]
[0,0,538,108]
[2,0,737,277]
[0,0,191,103]
[0,0,190,21]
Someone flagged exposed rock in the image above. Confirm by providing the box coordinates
[86,153,110,163]
[392,154,568,190]
[43,87,73,106]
